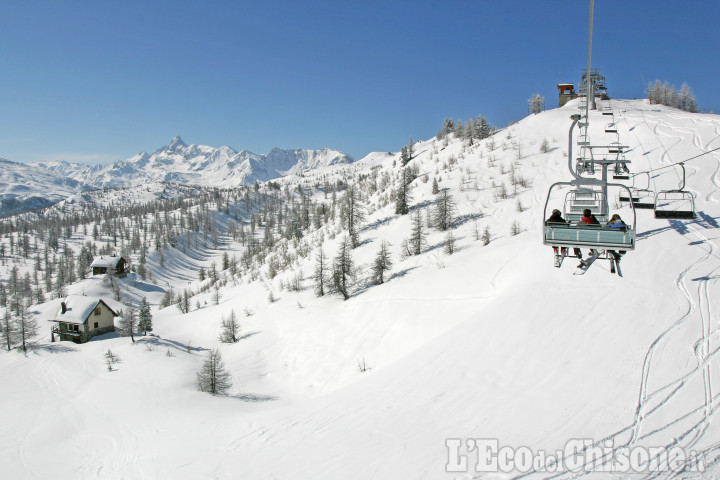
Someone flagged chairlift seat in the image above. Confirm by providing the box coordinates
[544,223,634,250]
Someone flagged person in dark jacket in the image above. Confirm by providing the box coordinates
[546,209,568,256]
[546,209,566,224]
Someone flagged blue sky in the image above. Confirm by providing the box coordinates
[0,0,718,163]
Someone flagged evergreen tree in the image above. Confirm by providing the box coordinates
[395,168,412,215]
[371,240,393,285]
[196,348,232,395]
[400,146,409,166]
[137,297,153,335]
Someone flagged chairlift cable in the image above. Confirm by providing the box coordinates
[628,145,720,178]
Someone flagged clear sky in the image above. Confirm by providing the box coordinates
[1,0,718,164]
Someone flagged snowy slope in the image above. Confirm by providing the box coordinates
[2,99,720,480]
[0,158,90,216]
[34,136,355,189]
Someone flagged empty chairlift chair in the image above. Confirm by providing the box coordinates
[619,172,655,209]
[654,163,696,219]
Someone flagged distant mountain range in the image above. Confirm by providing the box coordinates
[1,137,355,216]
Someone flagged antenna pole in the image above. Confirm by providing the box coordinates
[586,0,595,115]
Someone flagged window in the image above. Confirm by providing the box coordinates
[94,307,101,316]
[94,322,99,329]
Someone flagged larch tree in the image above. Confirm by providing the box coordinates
[197,348,232,395]
[137,297,153,336]
[433,188,456,231]
[395,168,413,215]
[219,310,241,343]
[341,185,365,248]
[371,240,393,285]
[314,246,329,297]
[408,209,427,255]
[332,236,354,300]
[118,307,137,343]
[528,93,545,114]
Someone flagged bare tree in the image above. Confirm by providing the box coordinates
[341,186,365,248]
[407,209,427,255]
[433,188,456,231]
[371,240,393,285]
[332,236,354,300]
[197,348,232,395]
[219,310,241,343]
[314,246,329,297]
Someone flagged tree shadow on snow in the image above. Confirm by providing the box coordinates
[230,393,278,403]
[239,331,261,341]
[28,343,78,354]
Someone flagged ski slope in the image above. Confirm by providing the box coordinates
[1,99,720,479]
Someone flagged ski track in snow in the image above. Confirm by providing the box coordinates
[518,102,720,480]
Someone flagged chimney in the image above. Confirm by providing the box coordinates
[61,302,67,314]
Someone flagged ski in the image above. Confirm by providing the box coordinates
[614,258,623,277]
[574,251,599,275]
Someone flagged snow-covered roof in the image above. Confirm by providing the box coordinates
[52,295,117,324]
[90,256,127,268]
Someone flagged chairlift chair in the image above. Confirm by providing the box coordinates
[654,163,696,219]
[544,181,636,261]
[619,172,655,209]
[605,123,617,133]
[612,162,630,180]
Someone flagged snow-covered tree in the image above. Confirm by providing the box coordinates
[118,308,137,342]
[529,93,545,114]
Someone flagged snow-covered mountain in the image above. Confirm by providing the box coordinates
[34,136,355,189]
[0,157,91,217]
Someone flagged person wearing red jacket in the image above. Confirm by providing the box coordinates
[576,209,599,266]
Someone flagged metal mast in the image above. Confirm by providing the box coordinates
[585,0,595,116]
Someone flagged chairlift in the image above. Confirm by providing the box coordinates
[619,172,655,209]
[605,123,617,133]
[612,162,630,180]
[577,134,590,146]
[608,142,623,154]
[654,163,696,219]
[544,181,636,262]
